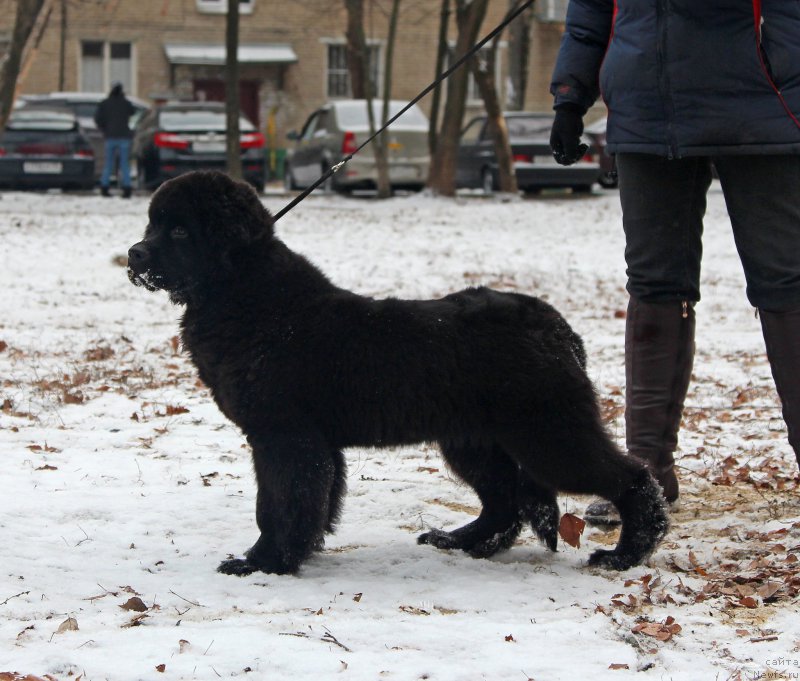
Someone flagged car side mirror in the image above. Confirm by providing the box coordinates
[287,130,299,141]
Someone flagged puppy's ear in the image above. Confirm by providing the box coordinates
[209,172,274,245]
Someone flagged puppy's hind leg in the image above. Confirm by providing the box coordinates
[218,431,336,576]
[418,444,521,559]
[506,414,668,570]
[586,462,668,571]
[517,475,560,552]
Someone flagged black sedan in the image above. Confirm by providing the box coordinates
[0,109,95,190]
[132,102,266,191]
[456,112,600,194]
[19,91,148,180]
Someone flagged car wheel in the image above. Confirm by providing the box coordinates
[247,175,265,194]
[481,167,495,195]
[598,171,618,189]
[321,165,335,194]
[283,163,297,191]
[135,159,149,191]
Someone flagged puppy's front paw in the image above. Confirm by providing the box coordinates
[217,557,259,576]
[417,529,460,550]
[587,548,637,571]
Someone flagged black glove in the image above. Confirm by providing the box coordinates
[550,105,588,166]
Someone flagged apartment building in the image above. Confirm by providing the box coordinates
[1,0,568,143]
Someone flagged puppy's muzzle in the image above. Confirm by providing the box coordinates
[127,242,159,291]
[128,242,150,274]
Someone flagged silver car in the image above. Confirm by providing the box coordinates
[285,100,430,192]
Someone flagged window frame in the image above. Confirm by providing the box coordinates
[195,0,254,15]
[322,39,383,100]
[536,0,568,23]
[79,40,136,94]
[447,43,504,106]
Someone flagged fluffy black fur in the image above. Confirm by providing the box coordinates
[128,170,668,576]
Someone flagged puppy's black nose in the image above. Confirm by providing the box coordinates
[128,243,149,271]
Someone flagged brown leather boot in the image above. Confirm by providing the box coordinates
[759,308,800,467]
[585,298,694,525]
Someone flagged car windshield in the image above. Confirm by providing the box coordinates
[505,116,554,138]
[65,102,99,119]
[335,101,428,130]
[23,100,97,119]
[159,109,255,132]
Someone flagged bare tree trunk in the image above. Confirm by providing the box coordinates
[58,0,67,91]
[470,8,517,193]
[225,0,243,180]
[427,0,488,197]
[507,0,533,111]
[0,0,48,132]
[428,0,450,158]
[344,0,367,99]
[375,0,400,198]
[344,0,391,197]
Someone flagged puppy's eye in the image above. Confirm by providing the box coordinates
[171,226,188,239]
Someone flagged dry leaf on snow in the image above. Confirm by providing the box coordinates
[632,616,682,642]
[55,617,78,634]
[559,513,586,548]
[119,596,148,612]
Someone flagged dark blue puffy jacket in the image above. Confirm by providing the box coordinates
[550,0,800,157]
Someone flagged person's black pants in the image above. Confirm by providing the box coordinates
[617,153,800,312]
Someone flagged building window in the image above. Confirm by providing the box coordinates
[536,0,568,22]
[81,41,133,93]
[326,43,381,98]
[196,0,254,15]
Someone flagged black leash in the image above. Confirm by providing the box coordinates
[273,0,535,221]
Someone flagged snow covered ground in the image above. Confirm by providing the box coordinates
[0,185,798,681]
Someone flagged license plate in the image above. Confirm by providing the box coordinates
[23,161,63,174]
[390,165,418,179]
[192,142,225,153]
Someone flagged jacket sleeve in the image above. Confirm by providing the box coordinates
[550,0,615,113]
[94,102,106,131]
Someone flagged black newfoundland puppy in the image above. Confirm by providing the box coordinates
[128,171,668,576]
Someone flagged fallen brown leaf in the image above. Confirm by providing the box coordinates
[559,513,586,548]
[120,596,148,612]
[55,617,78,634]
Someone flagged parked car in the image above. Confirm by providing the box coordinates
[284,100,430,192]
[18,92,148,180]
[456,112,600,194]
[584,116,618,188]
[131,102,267,191]
[0,108,95,190]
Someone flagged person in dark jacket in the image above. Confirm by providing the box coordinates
[94,81,137,198]
[549,1,800,524]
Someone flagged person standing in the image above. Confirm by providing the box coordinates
[94,81,136,198]
[549,1,800,524]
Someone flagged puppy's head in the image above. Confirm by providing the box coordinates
[128,171,273,304]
